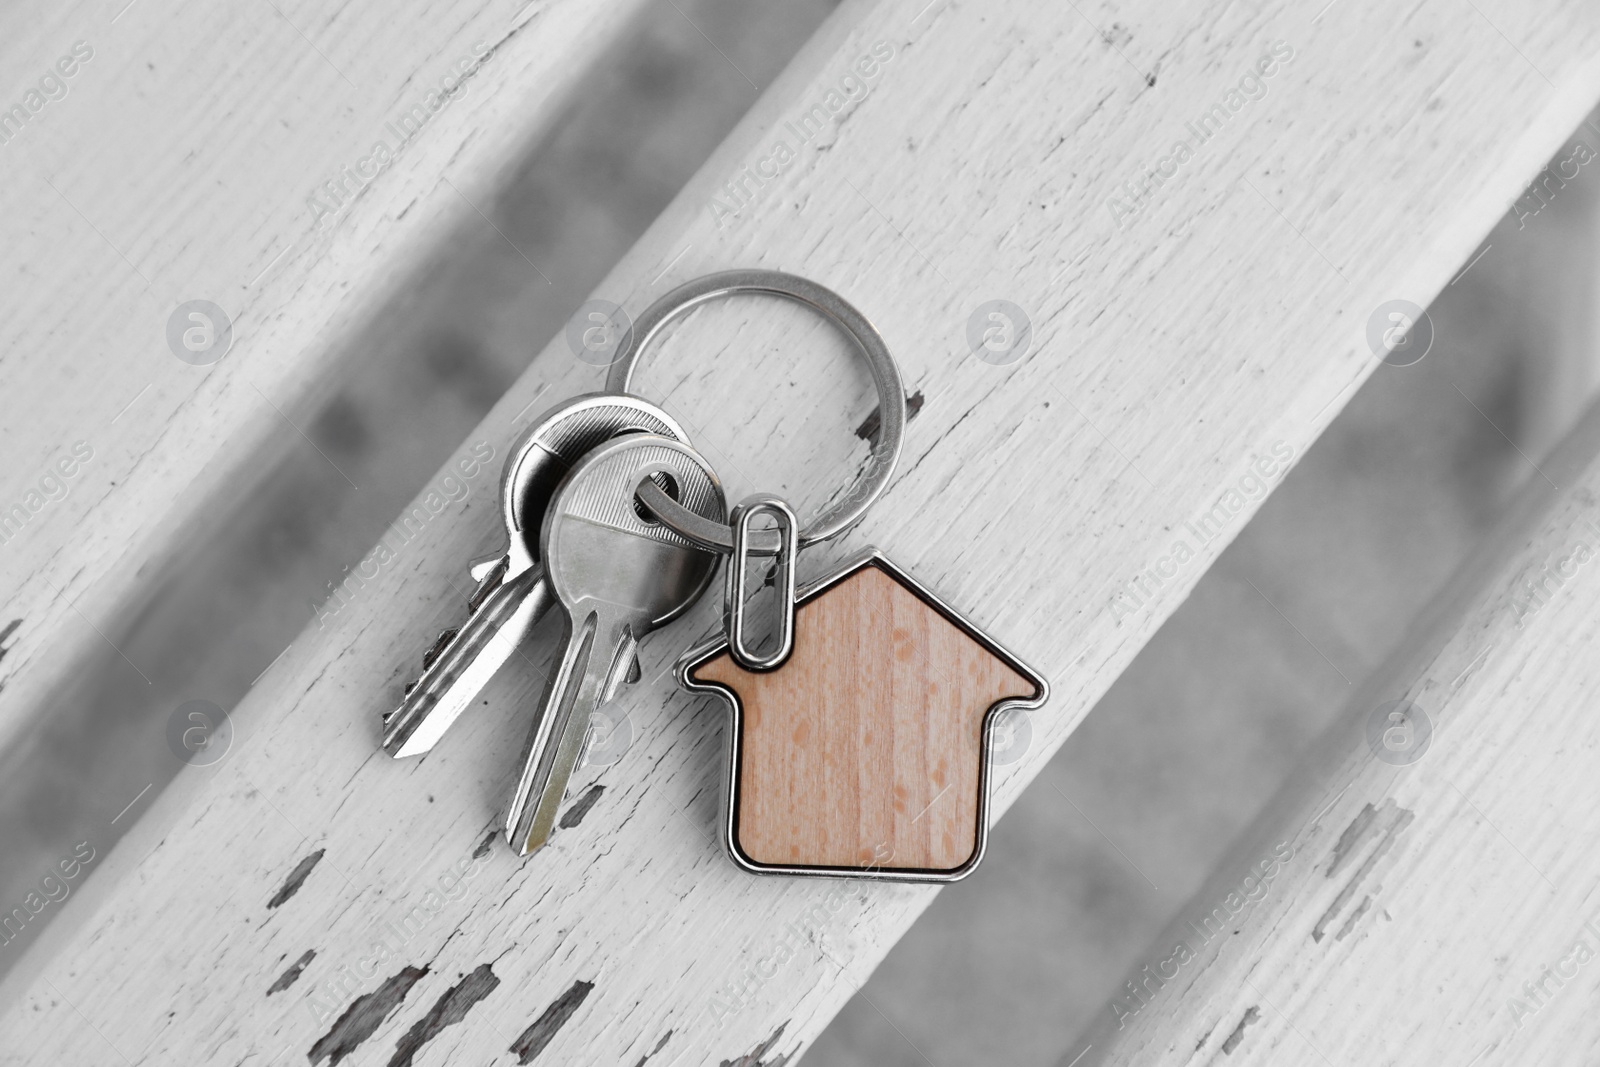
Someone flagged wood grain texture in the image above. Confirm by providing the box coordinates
[1071,397,1600,1067]
[5,0,1600,1064]
[0,0,652,758]
[690,558,1039,873]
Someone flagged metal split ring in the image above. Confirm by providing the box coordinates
[605,269,905,555]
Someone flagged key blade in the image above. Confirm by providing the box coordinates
[503,433,724,857]
[505,615,637,855]
[384,566,553,757]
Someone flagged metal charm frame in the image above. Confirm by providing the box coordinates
[677,547,1050,884]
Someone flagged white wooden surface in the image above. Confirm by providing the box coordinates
[0,0,652,761]
[1075,396,1600,1067]
[6,0,1600,1064]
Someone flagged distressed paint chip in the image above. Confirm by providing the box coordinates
[510,979,594,1063]
[854,390,924,441]
[1326,802,1379,878]
[1335,893,1377,941]
[387,962,501,1067]
[267,848,325,909]
[0,618,20,690]
[1313,803,1413,942]
[0,619,21,663]
[633,1029,672,1066]
[1220,1005,1259,1054]
[267,949,316,995]
[558,784,604,830]
[310,965,429,1066]
[721,1023,790,1067]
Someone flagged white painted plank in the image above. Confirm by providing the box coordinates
[6,1,1600,1065]
[0,0,653,760]
[1073,394,1600,1067]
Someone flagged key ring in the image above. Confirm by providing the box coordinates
[606,269,905,555]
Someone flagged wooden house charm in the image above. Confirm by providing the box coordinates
[678,550,1048,882]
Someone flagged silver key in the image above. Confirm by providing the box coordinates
[382,394,689,757]
[505,434,725,854]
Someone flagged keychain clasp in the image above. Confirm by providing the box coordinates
[724,494,799,671]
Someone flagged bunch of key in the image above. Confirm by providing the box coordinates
[382,269,911,864]
[381,392,729,856]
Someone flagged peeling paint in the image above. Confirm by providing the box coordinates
[387,962,501,1067]
[1326,803,1379,878]
[268,848,325,909]
[510,979,594,1063]
[1220,1005,1259,1054]
[558,784,605,830]
[721,1022,790,1067]
[473,830,497,860]
[1314,803,1413,942]
[310,965,428,1066]
[0,618,20,691]
[267,949,316,995]
[0,619,21,665]
[1335,893,1376,941]
[855,390,924,441]
[633,1029,672,1066]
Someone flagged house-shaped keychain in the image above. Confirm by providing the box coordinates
[678,550,1048,882]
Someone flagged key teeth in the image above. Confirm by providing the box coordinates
[422,629,458,672]
[467,557,508,615]
[386,555,509,728]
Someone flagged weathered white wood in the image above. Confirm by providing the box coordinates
[6,0,1600,1064]
[1074,394,1600,1067]
[0,0,653,759]
[0,0,652,994]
